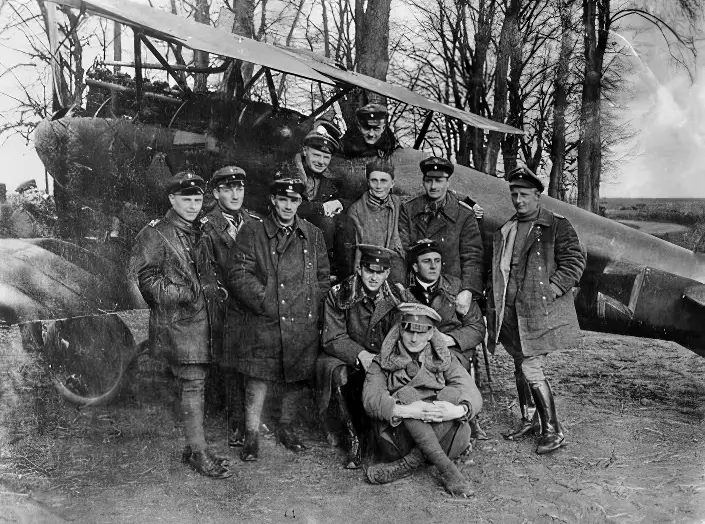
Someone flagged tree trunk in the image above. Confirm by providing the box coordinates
[500,2,523,176]
[467,0,495,172]
[193,0,210,93]
[484,0,520,176]
[548,0,572,200]
[222,0,256,99]
[577,0,609,213]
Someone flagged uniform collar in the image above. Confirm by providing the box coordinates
[264,212,306,239]
[423,192,459,222]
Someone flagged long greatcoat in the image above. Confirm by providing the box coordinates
[131,208,218,365]
[224,213,330,382]
[398,191,484,296]
[487,206,586,356]
[200,205,260,360]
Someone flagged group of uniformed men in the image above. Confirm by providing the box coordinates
[130,103,586,497]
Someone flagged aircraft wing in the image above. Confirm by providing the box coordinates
[284,47,523,135]
[49,0,522,134]
[47,0,331,84]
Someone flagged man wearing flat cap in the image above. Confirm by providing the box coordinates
[362,303,482,497]
[200,166,261,448]
[398,156,484,318]
[488,164,585,455]
[290,120,356,280]
[225,176,330,462]
[340,103,401,158]
[3,178,56,238]
[347,160,406,283]
[131,171,231,479]
[318,244,406,468]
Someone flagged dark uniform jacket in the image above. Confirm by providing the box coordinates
[200,205,260,359]
[291,153,351,219]
[487,206,585,356]
[407,274,486,370]
[399,191,484,296]
[131,208,218,365]
[321,274,405,366]
[363,324,483,428]
[224,213,330,382]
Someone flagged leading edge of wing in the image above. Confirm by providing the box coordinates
[282,47,524,135]
[46,0,332,85]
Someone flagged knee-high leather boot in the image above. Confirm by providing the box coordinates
[334,386,361,469]
[529,379,565,454]
[503,372,539,440]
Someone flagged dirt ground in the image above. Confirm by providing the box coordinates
[1,317,705,524]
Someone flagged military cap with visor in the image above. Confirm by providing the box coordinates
[356,103,388,125]
[420,156,454,178]
[270,176,306,198]
[408,238,442,262]
[507,165,544,192]
[397,302,442,332]
[167,171,206,195]
[358,244,396,272]
[304,122,341,154]
[211,165,246,188]
[16,179,38,193]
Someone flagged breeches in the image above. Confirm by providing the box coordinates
[374,419,471,462]
[171,363,209,452]
[499,305,546,384]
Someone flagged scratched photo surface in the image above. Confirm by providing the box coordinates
[1,1,705,523]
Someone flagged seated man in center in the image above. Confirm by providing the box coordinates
[318,244,405,469]
[362,303,482,497]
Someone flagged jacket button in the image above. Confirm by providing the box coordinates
[542,296,546,300]
[282,316,286,320]
[540,281,543,285]
[538,266,541,270]
[304,249,308,253]
[280,284,284,288]
[281,300,285,304]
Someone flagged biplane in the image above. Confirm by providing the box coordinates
[6,0,705,407]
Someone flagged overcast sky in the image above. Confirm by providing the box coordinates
[0,3,702,198]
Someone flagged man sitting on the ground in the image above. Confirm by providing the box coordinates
[318,244,405,468]
[362,303,482,497]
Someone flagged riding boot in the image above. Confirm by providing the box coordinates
[334,386,361,469]
[366,447,425,485]
[529,379,566,455]
[404,419,474,497]
[503,372,540,441]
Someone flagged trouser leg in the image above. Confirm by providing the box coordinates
[278,381,308,452]
[403,419,473,496]
[174,364,209,453]
[240,377,267,461]
[223,368,246,446]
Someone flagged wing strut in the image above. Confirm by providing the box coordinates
[300,86,354,124]
[264,68,279,112]
[413,111,434,150]
[140,35,191,94]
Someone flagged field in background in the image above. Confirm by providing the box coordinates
[602,198,705,250]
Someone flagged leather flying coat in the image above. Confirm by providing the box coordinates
[131,209,217,365]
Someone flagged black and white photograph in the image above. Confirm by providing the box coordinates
[0,0,704,522]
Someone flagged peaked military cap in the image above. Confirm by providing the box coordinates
[270,176,306,198]
[507,165,544,192]
[16,179,37,193]
[212,165,246,187]
[397,302,442,332]
[358,244,396,271]
[420,156,454,178]
[356,103,388,124]
[408,238,442,261]
[167,171,205,195]
[304,121,341,154]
